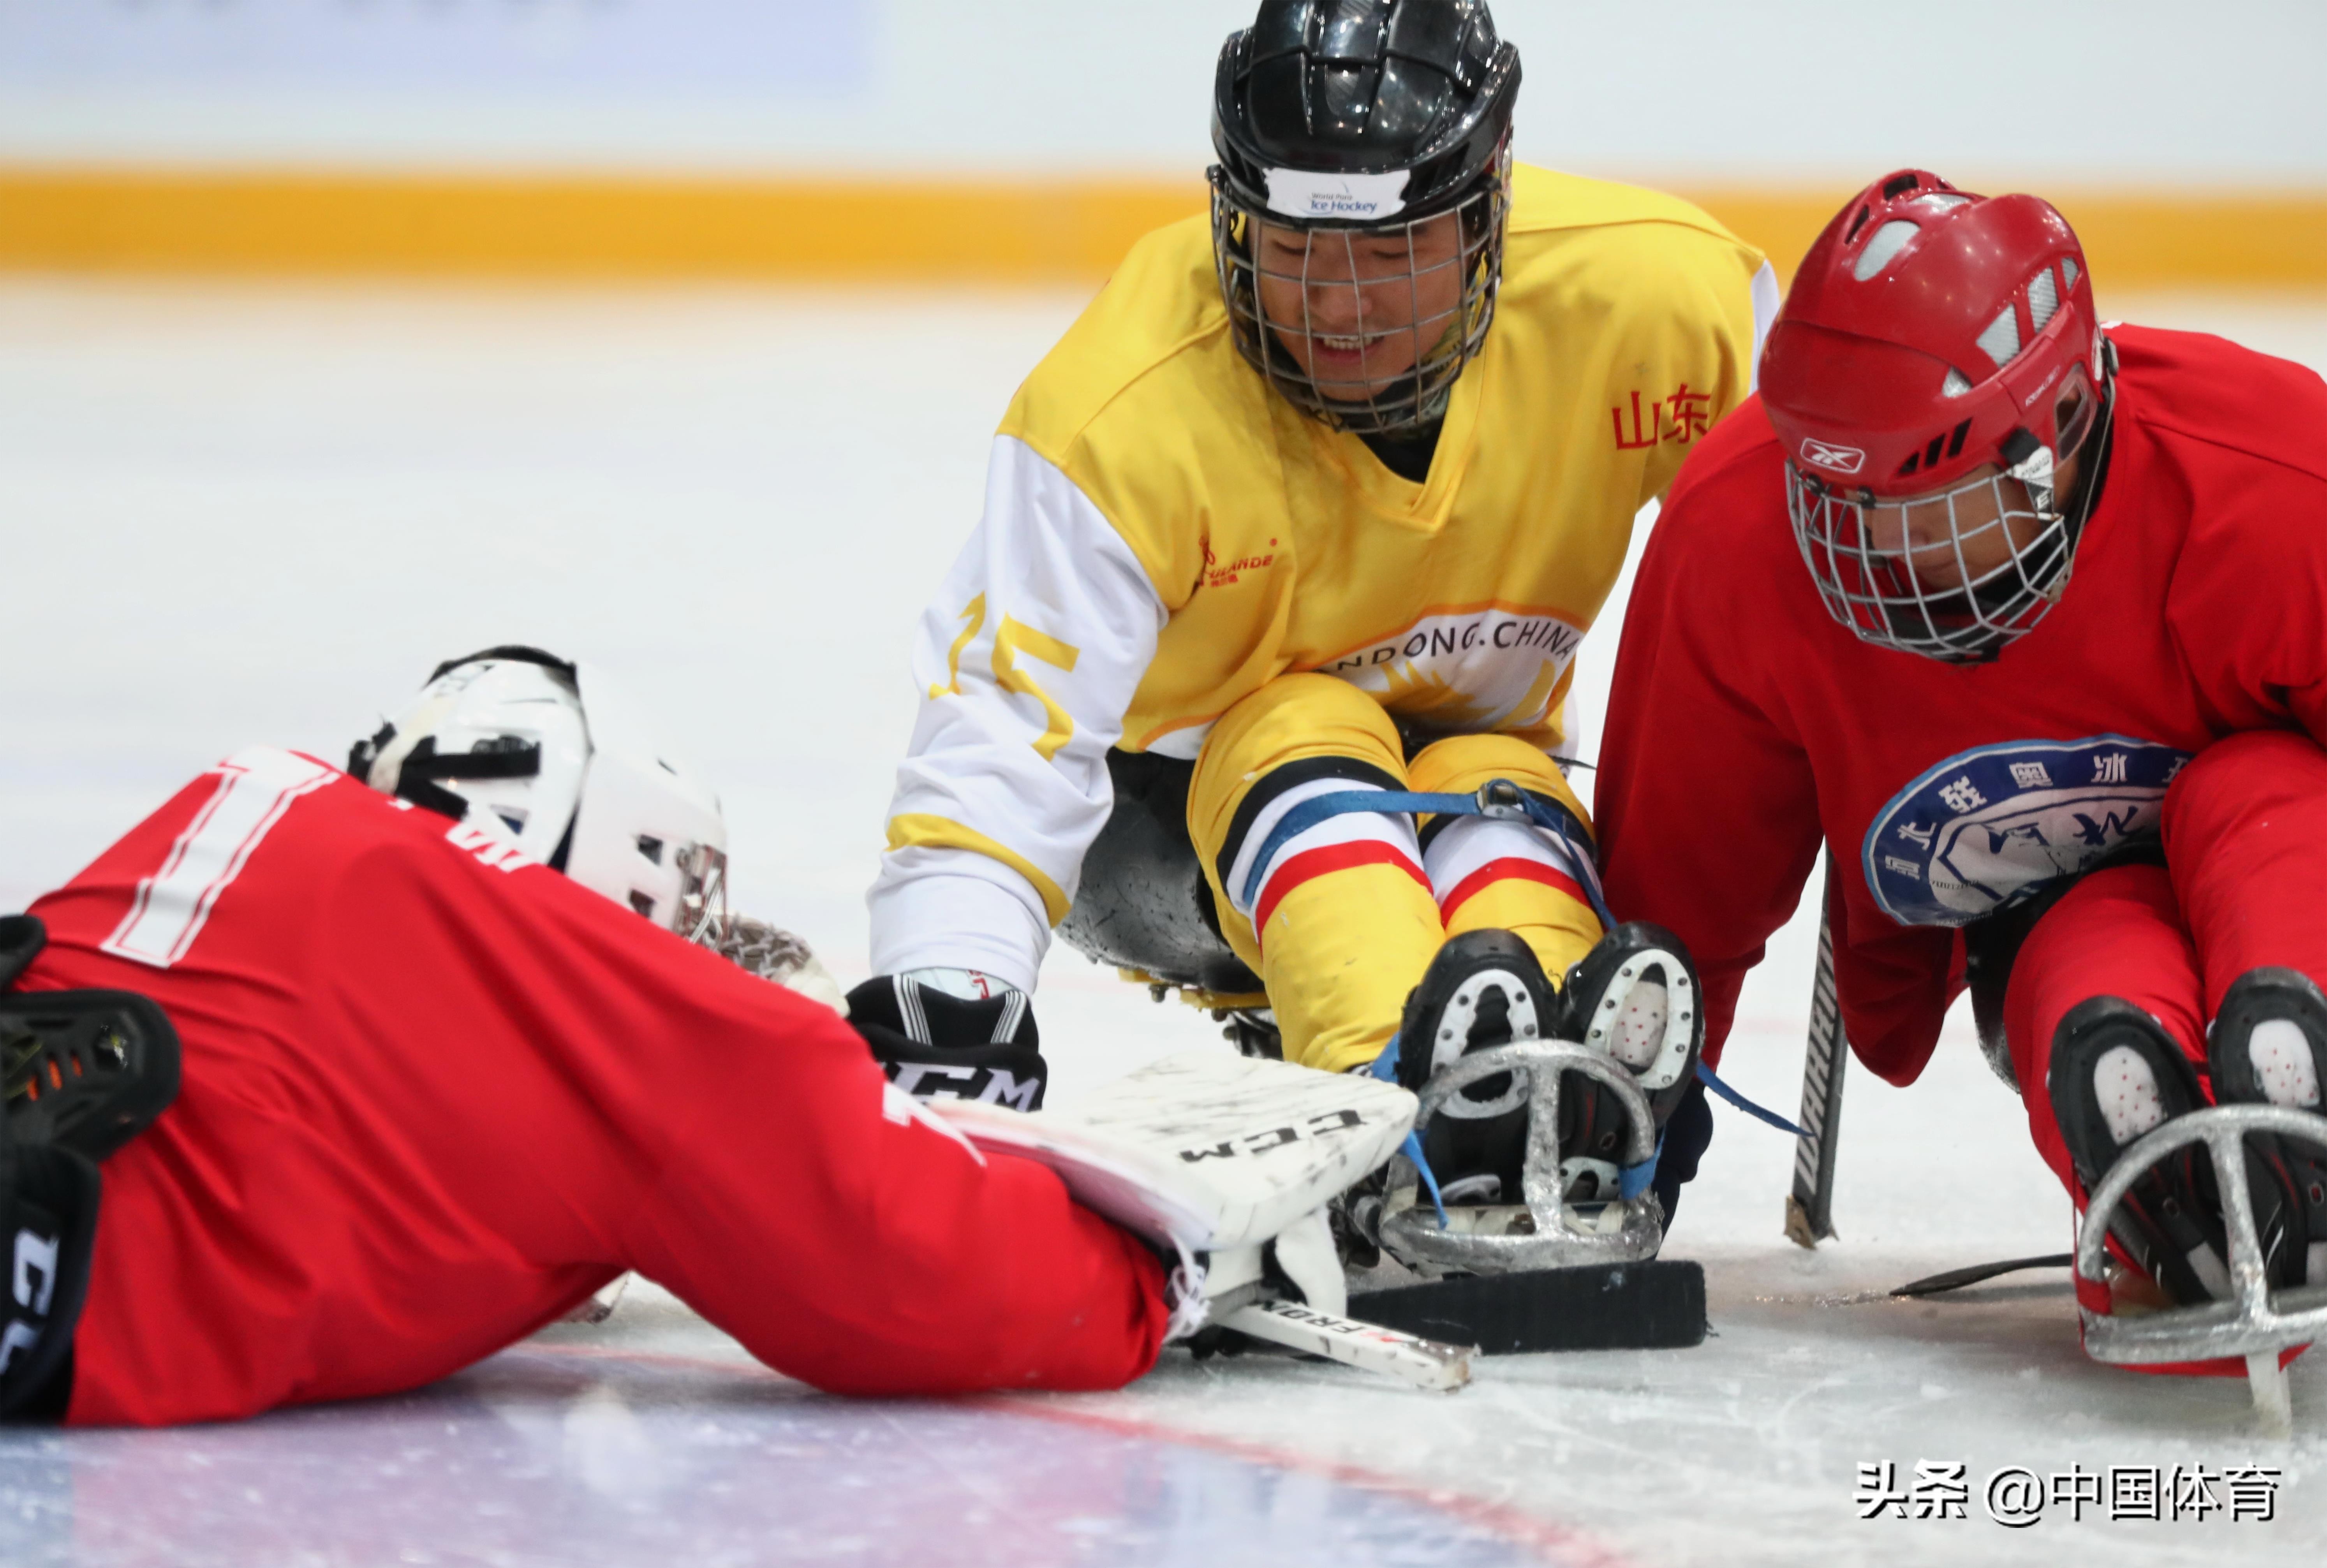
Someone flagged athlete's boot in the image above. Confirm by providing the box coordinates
[2207,967,2327,1287]
[1387,930,1555,1207]
[1553,922,1704,1200]
[2050,995,2293,1306]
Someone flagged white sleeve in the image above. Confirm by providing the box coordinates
[867,434,1169,993]
[1747,260,1781,391]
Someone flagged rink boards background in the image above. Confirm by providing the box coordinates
[2,0,2325,287]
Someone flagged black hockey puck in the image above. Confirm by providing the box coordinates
[1349,1260,1707,1355]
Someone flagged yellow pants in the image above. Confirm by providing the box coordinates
[1187,673,1602,1073]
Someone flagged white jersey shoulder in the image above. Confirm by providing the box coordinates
[869,434,1168,991]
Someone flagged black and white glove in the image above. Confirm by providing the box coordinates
[844,969,1047,1111]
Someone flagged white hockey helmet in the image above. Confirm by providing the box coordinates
[349,646,729,940]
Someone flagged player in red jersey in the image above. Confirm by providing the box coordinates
[0,744,1166,1425]
[0,654,1413,1426]
[1593,170,2327,1365]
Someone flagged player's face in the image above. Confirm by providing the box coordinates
[1865,456,2079,593]
[1252,214,1467,403]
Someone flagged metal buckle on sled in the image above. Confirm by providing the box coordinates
[2077,1104,2327,1432]
[1378,1042,1663,1277]
[1472,779,1533,821]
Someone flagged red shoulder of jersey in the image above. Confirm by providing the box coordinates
[1661,392,1788,521]
[2110,323,2327,487]
[1635,394,1813,641]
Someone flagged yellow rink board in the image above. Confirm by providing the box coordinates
[2,169,2323,289]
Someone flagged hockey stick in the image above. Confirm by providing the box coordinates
[1784,867,1848,1249]
[1349,1260,1707,1355]
[1221,1301,1473,1391]
[1890,1254,2072,1298]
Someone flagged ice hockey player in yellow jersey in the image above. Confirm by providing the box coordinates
[847,0,1772,1225]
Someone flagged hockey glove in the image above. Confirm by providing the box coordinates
[844,969,1046,1111]
[0,1118,101,1422]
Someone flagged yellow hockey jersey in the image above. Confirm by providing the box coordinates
[871,163,1776,989]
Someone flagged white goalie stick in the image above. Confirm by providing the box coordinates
[1785,868,1848,1249]
[1220,1300,1473,1391]
[934,1053,1474,1392]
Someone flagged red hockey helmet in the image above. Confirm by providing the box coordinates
[1763,170,2114,662]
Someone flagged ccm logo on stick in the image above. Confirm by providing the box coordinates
[1801,439,1867,474]
[1178,1108,1364,1163]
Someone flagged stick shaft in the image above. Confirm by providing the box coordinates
[1786,867,1848,1248]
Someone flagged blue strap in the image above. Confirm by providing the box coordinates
[1402,1130,1450,1226]
[1367,1036,1449,1226]
[1372,1030,1656,1223]
[1311,780,1809,1202]
[1696,1060,1809,1138]
[1618,1129,1666,1203]
[1372,1046,1800,1211]
[1241,782,1616,931]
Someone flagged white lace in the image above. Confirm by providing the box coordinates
[1161,1239,1210,1342]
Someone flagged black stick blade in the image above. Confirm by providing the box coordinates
[1349,1261,1707,1355]
[1890,1253,2072,1299]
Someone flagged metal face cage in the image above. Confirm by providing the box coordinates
[1787,460,2074,663]
[1209,149,1510,435]
[673,841,729,946]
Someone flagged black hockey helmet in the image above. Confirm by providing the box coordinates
[1209,0,1520,432]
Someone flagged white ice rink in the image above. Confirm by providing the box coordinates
[5,279,2327,1565]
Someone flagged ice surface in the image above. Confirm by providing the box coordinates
[5,282,2327,1564]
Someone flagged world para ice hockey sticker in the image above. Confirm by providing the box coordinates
[1863,736,2193,927]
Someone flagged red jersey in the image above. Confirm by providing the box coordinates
[1596,325,2327,1084]
[20,748,1162,1424]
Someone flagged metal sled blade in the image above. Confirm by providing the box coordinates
[1220,1299,1473,1392]
[1376,1041,1664,1276]
[1350,1259,1706,1355]
[2077,1104,2327,1432]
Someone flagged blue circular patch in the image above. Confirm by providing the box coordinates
[1862,736,2193,927]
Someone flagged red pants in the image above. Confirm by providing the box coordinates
[2006,730,2327,1200]
[22,755,1165,1426]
